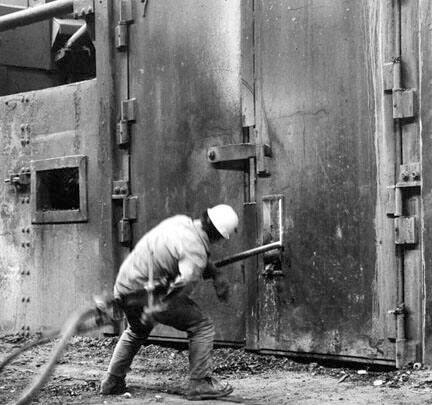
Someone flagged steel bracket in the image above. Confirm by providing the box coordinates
[394,216,418,245]
[387,163,421,217]
[207,143,271,176]
[112,179,129,199]
[393,88,416,120]
[396,162,421,188]
[73,0,94,18]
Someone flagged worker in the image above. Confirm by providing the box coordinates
[100,204,239,400]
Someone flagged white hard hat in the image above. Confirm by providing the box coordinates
[207,204,239,239]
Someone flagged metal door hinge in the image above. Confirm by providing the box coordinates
[112,179,138,244]
[207,143,272,177]
[73,0,94,18]
[118,196,138,244]
[117,98,137,146]
[382,61,416,119]
[393,89,416,120]
[394,216,418,245]
[116,0,133,51]
[386,163,421,217]
[383,62,394,93]
[118,218,131,244]
[123,195,138,221]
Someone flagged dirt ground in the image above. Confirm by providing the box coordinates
[1,335,432,405]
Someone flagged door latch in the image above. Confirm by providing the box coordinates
[207,142,272,177]
[4,168,30,191]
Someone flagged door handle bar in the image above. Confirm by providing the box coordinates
[215,197,284,268]
[215,241,282,268]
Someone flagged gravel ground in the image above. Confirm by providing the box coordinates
[1,334,432,404]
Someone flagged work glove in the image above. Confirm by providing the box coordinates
[213,275,230,302]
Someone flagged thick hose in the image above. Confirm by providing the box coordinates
[14,308,96,405]
[0,330,60,373]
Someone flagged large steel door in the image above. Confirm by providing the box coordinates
[0,80,114,333]
[127,0,252,343]
[251,0,415,364]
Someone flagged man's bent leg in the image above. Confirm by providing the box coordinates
[107,326,149,377]
[101,306,153,394]
[154,295,233,399]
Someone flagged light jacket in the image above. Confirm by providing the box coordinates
[114,215,210,297]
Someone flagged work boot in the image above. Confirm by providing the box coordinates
[100,373,127,395]
[186,376,233,400]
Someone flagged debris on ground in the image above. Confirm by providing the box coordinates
[1,334,432,404]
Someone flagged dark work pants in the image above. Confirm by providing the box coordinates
[107,294,215,380]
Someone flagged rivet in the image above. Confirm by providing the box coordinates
[26,298,30,303]
[21,297,25,302]
[26,242,30,247]
[21,242,25,248]
[27,271,30,276]
[26,228,30,233]
[401,171,410,181]
[21,326,25,330]
[20,124,25,132]
[21,198,25,204]
[26,326,30,330]
[120,186,127,194]
[114,187,121,194]
[26,197,30,203]
[22,228,26,233]
[208,150,216,161]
